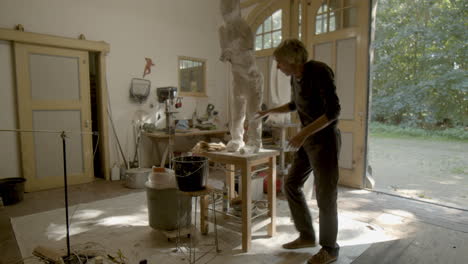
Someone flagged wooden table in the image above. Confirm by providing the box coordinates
[200,149,279,252]
[143,129,227,166]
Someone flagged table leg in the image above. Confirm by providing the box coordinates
[160,141,169,167]
[267,156,277,236]
[279,127,286,175]
[225,164,236,200]
[241,161,252,252]
[200,195,209,234]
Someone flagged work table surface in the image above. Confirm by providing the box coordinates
[143,129,228,139]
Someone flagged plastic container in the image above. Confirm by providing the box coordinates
[146,184,192,230]
[173,156,208,192]
[148,167,176,189]
[125,168,151,189]
[0,177,26,205]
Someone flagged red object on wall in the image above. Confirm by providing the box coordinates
[261,171,282,193]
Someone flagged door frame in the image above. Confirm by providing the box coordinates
[0,27,112,181]
[244,0,372,188]
[304,1,372,188]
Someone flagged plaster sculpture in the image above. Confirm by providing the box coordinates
[219,0,263,153]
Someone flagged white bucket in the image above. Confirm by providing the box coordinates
[125,168,151,189]
[148,168,176,189]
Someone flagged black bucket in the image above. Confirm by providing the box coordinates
[173,156,208,192]
[0,177,26,206]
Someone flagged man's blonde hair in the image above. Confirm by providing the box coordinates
[273,38,308,65]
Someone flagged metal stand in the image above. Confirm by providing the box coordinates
[165,100,178,168]
[0,128,98,263]
[176,187,220,264]
[61,131,71,259]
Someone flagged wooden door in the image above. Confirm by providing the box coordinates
[306,0,371,188]
[14,43,94,191]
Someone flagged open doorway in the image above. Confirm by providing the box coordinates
[89,52,103,179]
[368,0,467,209]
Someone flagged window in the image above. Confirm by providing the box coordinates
[315,0,358,35]
[298,2,303,40]
[255,10,282,51]
[178,56,206,97]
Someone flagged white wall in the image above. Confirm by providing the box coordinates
[0,0,228,177]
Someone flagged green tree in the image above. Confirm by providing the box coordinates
[371,0,467,128]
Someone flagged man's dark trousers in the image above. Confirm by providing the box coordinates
[284,126,341,255]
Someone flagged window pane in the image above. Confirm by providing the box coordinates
[272,10,282,30]
[318,4,326,14]
[179,58,205,94]
[29,54,80,101]
[272,30,282,47]
[256,25,263,35]
[264,33,272,49]
[343,7,358,27]
[264,16,272,32]
[299,3,302,21]
[316,17,324,34]
[33,110,84,177]
[331,10,342,31]
[255,35,263,51]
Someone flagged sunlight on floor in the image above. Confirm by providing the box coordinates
[72,209,103,220]
[376,213,405,225]
[384,209,415,218]
[347,189,371,195]
[97,214,148,226]
[45,205,149,241]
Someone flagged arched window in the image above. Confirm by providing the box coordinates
[298,2,303,40]
[315,0,358,35]
[255,10,282,51]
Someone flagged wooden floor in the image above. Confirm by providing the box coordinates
[1,179,467,264]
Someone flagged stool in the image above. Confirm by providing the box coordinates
[176,185,220,264]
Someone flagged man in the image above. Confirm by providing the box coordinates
[258,39,341,264]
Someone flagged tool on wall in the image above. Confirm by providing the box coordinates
[129,78,151,104]
[175,97,183,108]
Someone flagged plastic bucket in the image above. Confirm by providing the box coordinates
[173,156,208,192]
[125,168,151,189]
[145,185,192,230]
[0,177,26,205]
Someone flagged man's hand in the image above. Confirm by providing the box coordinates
[254,110,270,120]
[287,131,307,151]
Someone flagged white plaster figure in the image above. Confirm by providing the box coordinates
[219,0,263,153]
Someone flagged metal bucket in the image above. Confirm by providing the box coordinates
[173,156,208,192]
